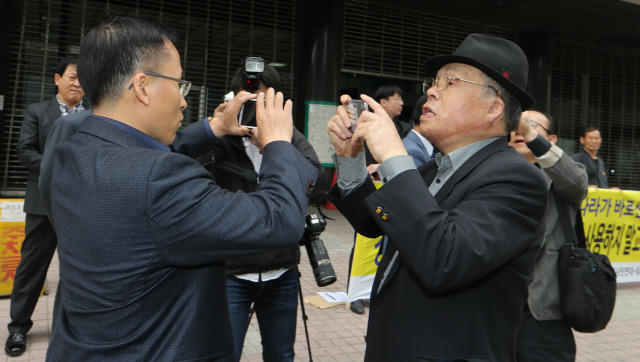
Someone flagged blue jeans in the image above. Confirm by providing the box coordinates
[227,268,299,362]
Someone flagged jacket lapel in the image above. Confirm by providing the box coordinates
[374,138,510,297]
[435,137,509,204]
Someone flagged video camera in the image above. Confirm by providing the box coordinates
[300,214,337,287]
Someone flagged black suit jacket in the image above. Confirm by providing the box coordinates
[330,138,548,361]
[47,117,318,361]
[16,97,63,214]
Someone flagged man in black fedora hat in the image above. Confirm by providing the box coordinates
[326,33,548,361]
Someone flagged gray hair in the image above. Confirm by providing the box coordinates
[481,74,522,133]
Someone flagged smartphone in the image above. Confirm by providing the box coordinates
[345,99,368,132]
[238,99,257,129]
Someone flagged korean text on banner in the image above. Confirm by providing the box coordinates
[581,189,640,283]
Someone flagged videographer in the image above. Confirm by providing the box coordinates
[203,60,328,362]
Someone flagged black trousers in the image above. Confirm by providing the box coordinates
[517,307,576,362]
[8,213,58,334]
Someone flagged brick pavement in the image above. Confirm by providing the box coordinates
[0,207,638,361]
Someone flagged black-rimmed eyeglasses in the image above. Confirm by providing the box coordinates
[128,72,192,97]
[423,74,500,98]
[531,120,553,135]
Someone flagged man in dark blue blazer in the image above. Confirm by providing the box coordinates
[46,17,318,361]
[327,34,548,361]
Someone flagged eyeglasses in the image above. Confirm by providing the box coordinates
[531,120,553,135]
[128,71,192,97]
[423,74,500,97]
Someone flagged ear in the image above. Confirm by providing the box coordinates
[380,98,388,108]
[131,73,151,107]
[54,74,61,86]
[579,137,585,145]
[486,96,505,124]
[548,134,558,144]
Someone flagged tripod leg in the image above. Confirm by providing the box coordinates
[297,269,313,362]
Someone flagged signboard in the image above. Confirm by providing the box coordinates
[304,101,338,167]
[0,200,26,296]
[581,189,640,283]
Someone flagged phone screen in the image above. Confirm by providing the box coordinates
[238,99,257,129]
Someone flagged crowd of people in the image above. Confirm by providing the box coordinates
[5,15,620,362]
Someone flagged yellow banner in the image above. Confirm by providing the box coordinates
[0,200,26,296]
[581,189,640,262]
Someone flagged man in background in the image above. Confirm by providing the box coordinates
[572,126,620,190]
[510,111,588,361]
[403,94,435,167]
[7,55,85,357]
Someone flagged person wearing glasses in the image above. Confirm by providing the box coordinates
[326,34,548,361]
[509,111,588,361]
[45,17,319,361]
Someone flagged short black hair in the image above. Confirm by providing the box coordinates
[373,85,402,103]
[77,16,178,107]
[582,126,600,138]
[412,95,429,125]
[56,56,78,77]
[230,64,282,94]
[538,112,557,135]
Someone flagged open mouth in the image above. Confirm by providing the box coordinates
[422,105,435,117]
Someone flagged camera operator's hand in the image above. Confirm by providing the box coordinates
[208,91,256,138]
[327,94,364,157]
[254,88,293,146]
[352,94,407,163]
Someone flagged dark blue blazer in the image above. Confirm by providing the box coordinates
[46,116,318,361]
[330,138,547,361]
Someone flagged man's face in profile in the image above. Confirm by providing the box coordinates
[381,92,403,118]
[146,41,188,146]
[581,130,602,154]
[419,63,492,151]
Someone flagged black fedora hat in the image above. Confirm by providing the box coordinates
[423,34,535,109]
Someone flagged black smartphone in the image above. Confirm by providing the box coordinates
[238,99,257,129]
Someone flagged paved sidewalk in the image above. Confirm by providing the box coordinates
[0,207,639,361]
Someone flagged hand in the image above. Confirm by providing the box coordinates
[588,185,599,190]
[352,94,407,163]
[517,111,538,142]
[255,88,294,146]
[610,187,622,191]
[367,164,380,181]
[326,94,364,157]
[208,91,256,137]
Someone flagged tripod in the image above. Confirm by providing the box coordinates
[244,268,314,361]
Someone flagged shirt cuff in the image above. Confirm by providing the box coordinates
[536,143,564,169]
[332,152,368,196]
[201,118,219,143]
[377,155,416,183]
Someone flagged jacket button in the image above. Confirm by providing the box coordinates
[381,213,389,221]
[375,207,382,214]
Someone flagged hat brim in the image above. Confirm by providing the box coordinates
[423,55,535,110]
